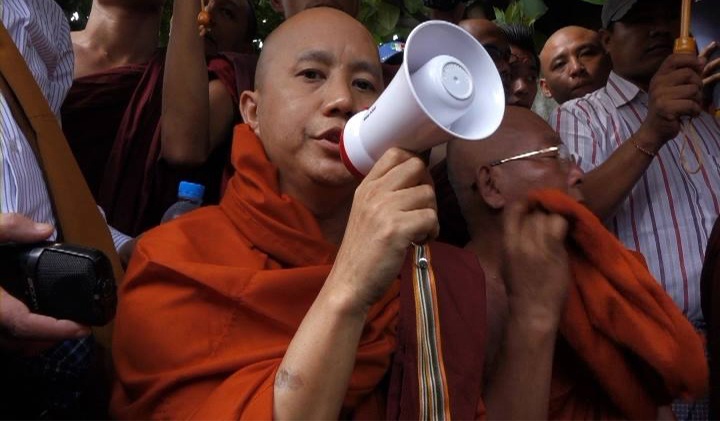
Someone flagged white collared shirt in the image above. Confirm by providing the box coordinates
[0,0,131,249]
[550,71,720,324]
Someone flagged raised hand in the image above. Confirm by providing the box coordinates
[640,53,705,149]
[501,201,571,327]
[332,148,439,312]
[699,41,720,110]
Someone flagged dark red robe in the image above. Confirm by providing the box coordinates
[61,50,257,236]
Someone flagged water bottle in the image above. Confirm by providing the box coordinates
[161,181,205,223]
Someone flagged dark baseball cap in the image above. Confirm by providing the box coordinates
[601,0,638,28]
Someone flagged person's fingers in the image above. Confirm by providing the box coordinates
[401,208,439,244]
[544,214,569,245]
[698,41,718,61]
[0,213,53,243]
[0,289,90,342]
[364,148,423,186]
[702,56,720,78]
[703,71,720,87]
[386,184,437,213]
[659,53,704,74]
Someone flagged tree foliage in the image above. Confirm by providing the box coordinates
[55,0,605,46]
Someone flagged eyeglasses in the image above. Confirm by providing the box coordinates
[489,144,575,167]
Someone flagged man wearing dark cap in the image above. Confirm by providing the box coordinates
[550,1,718,417]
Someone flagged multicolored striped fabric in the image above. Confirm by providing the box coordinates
[413,244,452,420]
[550,71,720,325]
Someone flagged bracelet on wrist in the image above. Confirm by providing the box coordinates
[630,138,656,158]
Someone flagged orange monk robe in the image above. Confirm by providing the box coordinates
[530,189,708,420]
[111,124,486,419]
[111,130,397,419]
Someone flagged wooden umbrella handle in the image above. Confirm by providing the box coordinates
[674,0,697,54]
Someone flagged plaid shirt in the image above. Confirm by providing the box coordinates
[0,336,95,418]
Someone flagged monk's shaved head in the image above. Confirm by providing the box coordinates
[447,106,582,233]
[240,7,383,195]
[255,7,379,91]
[448,107,558,191]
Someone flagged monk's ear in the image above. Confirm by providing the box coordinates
[476,166,505,210]
[539,78,553,99]
[240,90,261,137]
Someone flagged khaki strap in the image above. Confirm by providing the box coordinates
[0,21,124,284]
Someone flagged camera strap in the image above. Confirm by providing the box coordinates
[0,21,124,284]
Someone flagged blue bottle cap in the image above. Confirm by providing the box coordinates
[178,181,205,201]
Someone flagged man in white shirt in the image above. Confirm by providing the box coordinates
[0,0,127,416]
[550,0,717,417]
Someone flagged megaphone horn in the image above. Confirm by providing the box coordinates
[340,20,506,177]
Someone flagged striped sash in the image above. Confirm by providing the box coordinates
[413,244,451,420]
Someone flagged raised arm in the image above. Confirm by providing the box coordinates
[483,202,570,420]
[555,54,704,220]
[161,0,235,167]
[273,149,439,419]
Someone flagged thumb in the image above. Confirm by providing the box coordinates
[0,213,53,243]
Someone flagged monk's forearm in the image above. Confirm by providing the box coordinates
[161,0,211,166]
[580,129,657,220]
[484,306,559,420]
[274,275,369,420]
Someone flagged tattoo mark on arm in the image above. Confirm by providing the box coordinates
[276,368,305,390]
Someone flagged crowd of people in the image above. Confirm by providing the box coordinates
[1,0,719,418]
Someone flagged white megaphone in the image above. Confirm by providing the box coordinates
[340,20,505,177]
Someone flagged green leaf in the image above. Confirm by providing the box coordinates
[493,6,506,24]
[376,2,401,35]
[404,0,425,15]
[506,2,523,23]
[518,0,548,22]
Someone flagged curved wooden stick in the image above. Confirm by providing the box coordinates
[674,0,704,174]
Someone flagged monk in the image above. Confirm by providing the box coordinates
[447,106,706,419]
[428,18,514,248]
[111,9,581,419]
[61,0,254,237]
[161,0,257,178]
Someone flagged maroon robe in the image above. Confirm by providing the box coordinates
[61,50,257,236]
